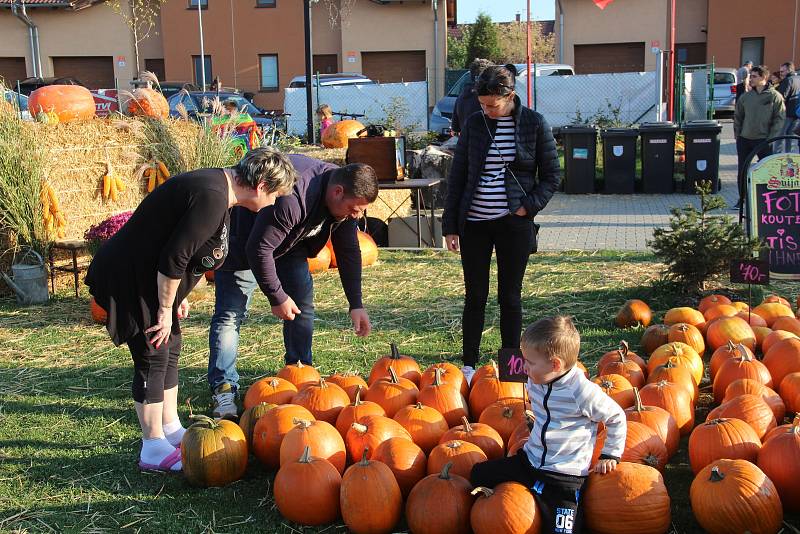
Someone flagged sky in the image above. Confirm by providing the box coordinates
[455,0,556,24]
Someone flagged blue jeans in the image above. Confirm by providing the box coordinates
[207,251,315,392]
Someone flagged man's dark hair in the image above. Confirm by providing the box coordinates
[475,64,517,97]
[330,163,379,202]
[468,58,494,81]
[751,65,769,78]
[782,62,796,72]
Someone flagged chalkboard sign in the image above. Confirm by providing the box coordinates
[498,348,528,383]
[748,153,800,280]
[730,259,770,285]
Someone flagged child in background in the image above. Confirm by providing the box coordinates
[317,104,334,135]
[470,316,627,534]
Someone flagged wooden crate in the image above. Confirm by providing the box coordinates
[345,136,406,182]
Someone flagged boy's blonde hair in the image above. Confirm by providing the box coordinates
[521,316,580,368]
[317,104,332,119]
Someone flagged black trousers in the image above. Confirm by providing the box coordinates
[127,331,182,403]
[736,136,772,202]
[459,215,534,367]
[471,449,587,534]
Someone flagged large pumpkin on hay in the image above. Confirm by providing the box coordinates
[321,119,365,148]
[126,88,169,119]
[326,231,378,268]
[29,85,95,122]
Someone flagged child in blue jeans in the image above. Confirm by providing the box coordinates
[471,316,627,534]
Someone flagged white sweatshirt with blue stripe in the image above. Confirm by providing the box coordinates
[523,365,627,477]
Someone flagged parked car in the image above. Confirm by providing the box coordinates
[16,76,85,96]
[712,68,737,116]
[3,89,32,120]
[430,63,575,135]
[287,73,375,88]
[167,91,273,128]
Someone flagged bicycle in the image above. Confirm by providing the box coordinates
[260,111,292,147]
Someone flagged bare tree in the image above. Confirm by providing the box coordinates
[106,0,166,78]
[496,21,555,64]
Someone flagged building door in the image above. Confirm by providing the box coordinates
[362,51,426,83]
[52,56,115,89]
[741,37,764,66]
[0,57,27,86]
[574,43,645,74]
[145,58,166,82]
[313,54,338,75]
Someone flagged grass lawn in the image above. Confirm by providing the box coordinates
[1,250,798,533]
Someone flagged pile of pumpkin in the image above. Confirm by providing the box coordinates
[610,294,800,533]
[25,84,169,124]
[179,343,667,534]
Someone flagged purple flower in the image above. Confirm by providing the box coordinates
[84,211,133,247]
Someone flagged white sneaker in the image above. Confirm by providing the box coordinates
[461,365,476,386]
[212,384,238,420]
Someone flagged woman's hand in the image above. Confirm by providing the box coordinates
[445,234,460,252]
[145,306,173,349]
[514,206,527,217]
[177,298,190,319]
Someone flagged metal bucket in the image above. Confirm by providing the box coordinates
[3,248,49,305]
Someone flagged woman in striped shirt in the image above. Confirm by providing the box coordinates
[442,64,561,383]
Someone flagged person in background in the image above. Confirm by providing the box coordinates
[734,69,750,108]
[443,64,560,384]
[317,104,334,136]
[733,65,785,209]
[85,148,297,471]
[450,58,494,136]
[737,61,753,85]
[776,62,800,153]
[470,316,626,534]
[769,70,782,89]
[210,76,222,92]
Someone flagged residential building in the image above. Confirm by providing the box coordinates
[159,0,447,111]
[0,0,163,89]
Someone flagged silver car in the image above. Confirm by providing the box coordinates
[430,63,575,135]
[712,68,737,116]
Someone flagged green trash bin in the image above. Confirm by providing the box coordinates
[561,125,597,194]
[682,120,722,193]
[601,128,638,194]
[640,122,678,194]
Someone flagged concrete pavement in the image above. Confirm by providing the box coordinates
[537,120,739,251]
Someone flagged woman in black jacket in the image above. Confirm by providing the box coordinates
[442,65,561,383]
[85,147,297,471]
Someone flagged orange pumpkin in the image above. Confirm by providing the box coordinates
[621,420,668,471]
[712,351,773,403]
[663,306,705,329]
[761,329,799,355]
[667,322,705,356]
[90,297,107,324]
[345,414,412,463]
[243,376,297,408]
[307,245,332,273]
[647,342,704,385]
[367,343,421,386]
[639,380,695,435]
[440,416,504,460]
[326,372,368,402]
[126,87,169,118]
[592,373,635,408]
[427,439,487,480]
[251,403,315,469]
[335,385,386,438]
[321,119,365,148]
[688,418,761,474]
[238,402,276,444]
[732,301,751,312]
[763,413,799,443]
[326,230,379,268]
[763,337,800,387]
[470,483,542,534]
[273,446,341,526]
[597,341,647,374]
[723,379,786,424]
[340,448,403,534]
[478,399,526,447]
[279,418,347,474]
[615,299,652,328]
[757,415,800,511]
[598,350,646,389]
[364,366,419,418]
[290,377,351,424]
[647,357,698,402]
[420,362,468,397]
[372,437,427,498]
[29,85,95,122]
[779,372,800,413]
[625,388,680,458]
[752,325,773,352]
[709,341,754,380]
[703,304,739,322]
[698,294,732,314]
[640,324,670,355]
[468,361,525,418]
[181,415,248,488]
[277,361,321,390]
[406,462,474,534]
[763,294,792,308]
[752,302,795,327]
[707,394,776,440]
[418,367,470,427]
[736,311,768,328]
[705,316,756,352]
[393,402,449,454]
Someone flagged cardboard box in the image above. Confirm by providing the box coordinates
[388,213,442,248]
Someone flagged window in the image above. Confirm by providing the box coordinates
[260,54,279,92]
[256,0,276,6]
[188,0,207,8]
[192,55,213,87]
[741,37,764,66]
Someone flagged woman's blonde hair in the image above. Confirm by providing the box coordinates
[317,104,333,119]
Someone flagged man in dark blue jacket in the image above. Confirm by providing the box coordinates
[208,155,379,419]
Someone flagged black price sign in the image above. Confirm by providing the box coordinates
[498,348,528,383]
[730,259,770,285]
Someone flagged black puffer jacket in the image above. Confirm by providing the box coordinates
[442,95,561,236]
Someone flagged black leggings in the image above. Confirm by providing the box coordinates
[126,331,181,403]
[460,215,534,367]
[471,449,586,534]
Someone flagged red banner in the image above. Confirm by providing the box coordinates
[593,0,615,8]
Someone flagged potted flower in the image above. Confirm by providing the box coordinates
[83,211,132,323]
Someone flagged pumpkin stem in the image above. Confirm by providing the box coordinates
[299,445,312,463]
[433,366,444,386]
[351,422,368,434]
[490,360,499,378]
[390,343,400,359]
[439,461,454,479]
[186,396,194,418]
[644,454,660,468]
[632,387,644,412]
[359,447,370,466]
[726,340,736,352]
[296,361,305,368]
[619,340,629,357]
[414,402,424,409]
[460,416,473,433]
[792,414,800,433]
[709,466,725,482]
[318,376,327,388]
[189,414,219,429]
[470,486,494,498]
[353,385,364,405]
[292,418,312,429]
[739,348,753,362]
[268,378,280,388]
[388,366,400,384]
[524,410,535,423]
[502,406,514,419]
[664,357,679,368]
[446,440,462,449]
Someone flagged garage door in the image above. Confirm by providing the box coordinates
[0,57,28,86]
[362,51,426,83]
[313,54,338,75]
[574,43,645,74]
[52,56,114,89]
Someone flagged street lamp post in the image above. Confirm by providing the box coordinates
[198,0,206,90]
